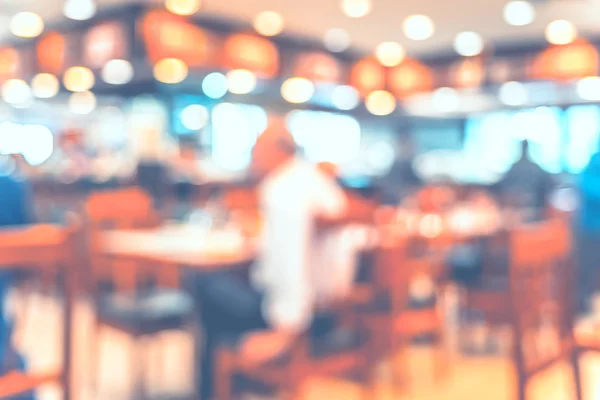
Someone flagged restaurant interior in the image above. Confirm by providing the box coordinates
[1,0,600,399]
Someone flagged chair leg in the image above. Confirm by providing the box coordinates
[571,349,583,400]
[215,348,234,400]
[433,328,449,383]
[89,321,101,396]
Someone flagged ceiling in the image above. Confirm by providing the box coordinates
[1,0,600,57]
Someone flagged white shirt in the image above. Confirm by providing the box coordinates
[253,158,347,332]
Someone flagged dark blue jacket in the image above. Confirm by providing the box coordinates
[579,153,600,232]
[0,173,33,394]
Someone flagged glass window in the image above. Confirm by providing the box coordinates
[463,107,563,182]
[565,105,600,174]
[211,103,267,171]
[286,110,361,165]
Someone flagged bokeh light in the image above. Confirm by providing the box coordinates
[431,87,460,112]
[253,11,284,37]
[365,90,396,116]
[1,79,32,106]
[165,0,201,16]
[31,73,59,99]
[577,76,600,101]
[453,31,484,57]
[181,104,209,130]
[153,58,188,84]
[499,81,528,106]
[545,20,577,45]
[69,91,97,115]
[403,15,435,41]
[101,59,134,85]
[503,1,535,26]
[227,69,257,94]
[10,12,44,38]
[281,77,315,104]
[202,72,228,99]
[375,42,406,67]
[331,85,360,110]
[341,0,372,18]
[63,66,95,92]
[324,28,351,52]
[63,0,96,21]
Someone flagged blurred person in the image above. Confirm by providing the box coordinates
[497,140,555,221]
[194,117,352,400]
[0,155,34,400]
[577,150,600,313]
[378,135,422,205]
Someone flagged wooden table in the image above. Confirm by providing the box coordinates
[0,224,77,400]
[99,225,257,269]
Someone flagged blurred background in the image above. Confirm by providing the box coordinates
[0,0,600,399]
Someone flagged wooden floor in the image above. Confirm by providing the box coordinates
[9,291,600,400]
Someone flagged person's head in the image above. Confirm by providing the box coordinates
[251,116,296,178]
[519,140,530,160]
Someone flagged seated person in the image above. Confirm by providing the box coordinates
[194,118,353,400]
[0,158,35,399]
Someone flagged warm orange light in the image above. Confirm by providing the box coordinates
[165,0,201,16]
[63,66,95,92]
[154,58,188,84]
[253,11,284,37]
[365,90,396,116]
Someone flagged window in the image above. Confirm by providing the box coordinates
[286,110,361,165]
[565,105,600,174]
[463,107,563,182]
[211,103,267,171]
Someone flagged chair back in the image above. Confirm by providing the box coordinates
[509,218,575,375]
[86,188,166,292]
[0,220,80,400]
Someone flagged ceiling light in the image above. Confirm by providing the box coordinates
[331,85,360,110]
[10,12,44,38]
[63,66,95,92]
[577,76,600,101]
[153,58,188,84]
[324,28,351,53]
[281,77,315,104]
[341,0,372,18]
[1,79,32,106]
[202,72,228,99]
[253,11,284,37]
[31,73,59,99]
[226,69,257,94]
[165,0,201,16]
[181,104,209,130]
[403,15,435,41]
[63,0,96,21]
[365,90,396,116]
[69,91,97,115]
[454,32,484,57]
[101,59,134,85]
[498,81,528,106]
[503,1,535,26]
[545,20,577,45]
[375,42,406,67]
[431,87,460,112]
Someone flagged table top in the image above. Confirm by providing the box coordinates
[0,224,69,266]
[100,225,257,269]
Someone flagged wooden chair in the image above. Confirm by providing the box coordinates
[0,221,80,400]
[358,234,449,392]
[509,218,582,400]
[214,296,377,400]
[85,188,195,397]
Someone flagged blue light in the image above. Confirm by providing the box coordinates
[202,72,228,99]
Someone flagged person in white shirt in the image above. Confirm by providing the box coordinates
[195,118,349,400]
